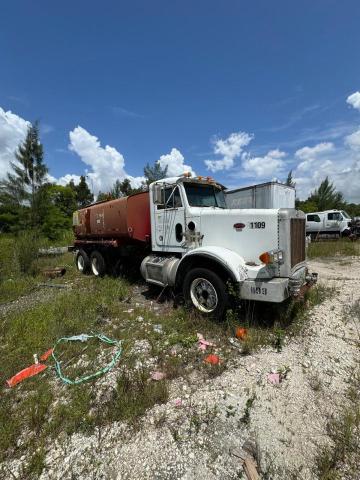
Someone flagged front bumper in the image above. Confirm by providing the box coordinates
[239,267,318,303]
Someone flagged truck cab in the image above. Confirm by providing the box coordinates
[306,210,352,239]
[140,175,316,317]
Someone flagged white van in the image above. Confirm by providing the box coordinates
[306,210,352,239]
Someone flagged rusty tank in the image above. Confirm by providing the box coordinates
[73,192,151,245]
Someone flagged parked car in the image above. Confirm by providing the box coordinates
[305,210,352,239]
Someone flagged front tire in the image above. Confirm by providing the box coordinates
[183,268,228,319]
[76,249,90,274]
[90,251,106,277]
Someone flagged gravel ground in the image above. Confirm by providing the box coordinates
[0,286,69,317]
[3,258,360,479]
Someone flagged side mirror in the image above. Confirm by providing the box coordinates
[153,184,164,205]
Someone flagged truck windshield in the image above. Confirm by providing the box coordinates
[341,211,351,219]
[184,184,227,208]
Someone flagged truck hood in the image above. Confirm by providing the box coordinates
[191,207,282,265]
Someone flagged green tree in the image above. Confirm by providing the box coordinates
[346,203,360,218]
[96,191,111,202]
[42,184,77,217]
[110,178,142,198]
[73,176,94,208]
[143,161,168,185]
[295,199,318,213]
[308,177,345,211]
[285,170,296,188]
[0,122,48,227]
[37,184,77,239]
[0,205,21,232]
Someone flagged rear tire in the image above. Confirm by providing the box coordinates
[183,267,228,319]
[90,251,106,277]
[76,249,90,274]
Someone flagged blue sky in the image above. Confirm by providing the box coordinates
[1,0,360,200]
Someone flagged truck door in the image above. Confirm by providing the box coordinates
[306,213,322,233]
[155,185,186,252]
[326,212,341,232]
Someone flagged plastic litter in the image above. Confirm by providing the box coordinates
[150,371,166,381]
[52,333,122,385]
[204,354,220,365]
[6,363,48,388]
[40,349,53,361]
[235,327,248,340]
[197,333,215,351]
[153,324,163,334]
[174,398,182,407]
[267,373,280,385]
[6,347,55,387]
[267,365,291,385]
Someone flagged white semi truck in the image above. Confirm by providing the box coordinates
[73,174,317,318]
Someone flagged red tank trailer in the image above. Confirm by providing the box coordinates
[73,192,151,246]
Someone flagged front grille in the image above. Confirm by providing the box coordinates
[290,218,306,267]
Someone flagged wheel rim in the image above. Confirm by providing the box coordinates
[190,277,218,313]
[92,257,99,276]
[77,255,84,272]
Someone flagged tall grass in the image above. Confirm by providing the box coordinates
[308,239,360,259]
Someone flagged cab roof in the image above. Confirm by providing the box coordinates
[152,175,226,190]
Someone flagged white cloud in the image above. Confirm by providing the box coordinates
[56,174,82,186]
[157,147,195,177]
[0,107,30,180]
[294,160,360,203]
[291,92,360,201]
[68,126,144,193]
[242,149,286,178]
[347,91,360,111]
[295,142,334,171]
[345,128,360,150]
[293,141,360,202]
[205,132,253,172]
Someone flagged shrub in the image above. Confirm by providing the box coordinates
[13,231,42,275]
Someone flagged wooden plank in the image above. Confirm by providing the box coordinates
[243,456,260,480]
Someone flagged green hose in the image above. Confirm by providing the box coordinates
[52,333,122,385]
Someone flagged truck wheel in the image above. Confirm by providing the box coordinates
[90,251,106,277]
[76,249,90,274]
[183,268,228,319]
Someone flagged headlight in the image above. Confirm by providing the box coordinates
[259,249,284,265]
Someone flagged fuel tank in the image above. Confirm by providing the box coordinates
[73,192,151,244]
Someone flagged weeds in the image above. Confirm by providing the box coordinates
[315,372,360,479]
[13,231,43,275]
[272,327,285,352]
[240,394,256,425]
[308,239,360,259]
[0,234,76,303]
[107,370,168,424]
[22,446,46,479]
